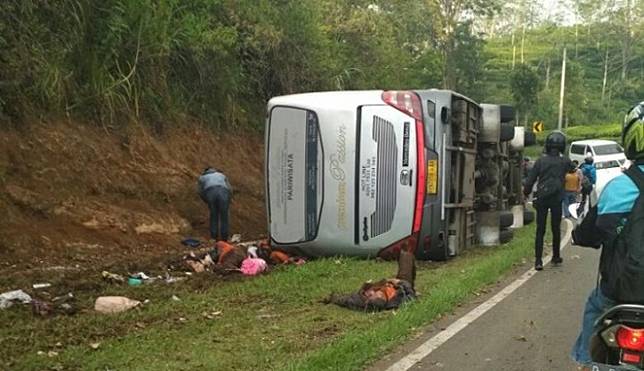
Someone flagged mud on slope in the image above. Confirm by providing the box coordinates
[0,121,265,275]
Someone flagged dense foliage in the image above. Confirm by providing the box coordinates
[0,0,641,129]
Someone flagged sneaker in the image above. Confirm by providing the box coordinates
[552,257,563,265]
[535,261,543,271]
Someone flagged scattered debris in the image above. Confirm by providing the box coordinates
[247,246,259,258]
[164,273,186,284]
[131,272,151,280]
[270,250,289,265]
[53,292,74,302]
[94,296,141,314]
[47,351,59,358]
[185,259,205,273]
[89,342,101,350]
[102,271,126,284]
[0,290,32,309]
[181,238,201,248]
[515,335,528,342]
[31,299,54,317]
[240,257,267,276]
[58,303,76,315]
[128,277,143,286]
[32,283,52,289]
[171,295,181,302]
[201,310,222,319]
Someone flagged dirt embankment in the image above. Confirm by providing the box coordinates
[0,121,265,276]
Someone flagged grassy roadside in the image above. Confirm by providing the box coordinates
[2,224,537,371]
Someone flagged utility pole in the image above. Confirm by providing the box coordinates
[558,47,567,131]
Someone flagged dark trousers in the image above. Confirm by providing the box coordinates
[205,186,231,241]
[534,194,562,262]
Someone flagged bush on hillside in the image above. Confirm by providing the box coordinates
[535,123,622,145]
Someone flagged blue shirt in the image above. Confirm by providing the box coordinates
[598,165,643,215]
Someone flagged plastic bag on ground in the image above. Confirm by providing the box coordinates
[94,296,141,314]
[0,290,32,309]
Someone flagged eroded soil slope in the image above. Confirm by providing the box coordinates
[0,121,265,276]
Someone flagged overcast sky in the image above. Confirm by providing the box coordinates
[539,0,577,24]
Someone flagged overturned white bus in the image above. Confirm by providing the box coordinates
[265,90,535,260]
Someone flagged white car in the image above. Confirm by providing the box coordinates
[568,139,627,194]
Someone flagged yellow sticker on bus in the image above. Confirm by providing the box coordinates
[427,159,438,194]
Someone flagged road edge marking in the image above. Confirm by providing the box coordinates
[385,219,574,371]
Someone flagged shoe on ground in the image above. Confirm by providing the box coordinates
[535,261,543,271]
[552,257,563,265]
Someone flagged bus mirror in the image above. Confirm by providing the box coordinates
[441,107,451,125]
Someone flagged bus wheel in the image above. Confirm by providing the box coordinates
[500,228,514,244]
[523,209,535,225]
[499,211,514,229]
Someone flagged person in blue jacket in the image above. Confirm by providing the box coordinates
[571,101,644,370]
[577,153,597,215]
[198,167,232,241]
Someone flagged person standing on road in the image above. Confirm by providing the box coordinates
[577,153,597,214]
[198,167,232,241]
[563,160,583,218]
[571,102,644,370]
[523,131,574,270]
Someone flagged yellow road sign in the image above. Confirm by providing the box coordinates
[532,121,544,133]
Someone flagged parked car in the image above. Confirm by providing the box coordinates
[568,139,627,194]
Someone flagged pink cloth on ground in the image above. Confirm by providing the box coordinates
[240,257,267,276]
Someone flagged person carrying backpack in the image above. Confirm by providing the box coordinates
[577,153,597,214]
[570,101,644,370]
[523,131,574,270]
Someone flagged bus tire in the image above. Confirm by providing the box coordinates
[524,131,537,146]
[500,122,515,142]
[499,211,514,229]
[500,105,515,123]
[524,209,535,225]
[500,228,514,244]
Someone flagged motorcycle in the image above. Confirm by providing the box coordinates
[589,304,644,370]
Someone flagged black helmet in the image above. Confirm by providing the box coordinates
[545,131,566,154]
[623,101,644,161]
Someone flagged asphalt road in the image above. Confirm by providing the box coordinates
[374,233,602,371]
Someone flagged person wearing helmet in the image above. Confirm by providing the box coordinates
[571,102,644,369]
[523,131,575,270]
[577,153,597,214]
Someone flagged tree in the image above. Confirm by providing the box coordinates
[426,0,500,88]
[510,64,541,126]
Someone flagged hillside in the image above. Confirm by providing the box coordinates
[0,121,265,278]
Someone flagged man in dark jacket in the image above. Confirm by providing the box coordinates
[198,167,232,241]
[523,131,574,270]
[571,102,644,369]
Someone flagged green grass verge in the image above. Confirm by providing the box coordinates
[2,224,537,371]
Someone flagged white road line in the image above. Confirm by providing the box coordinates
[386,219,574,371]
